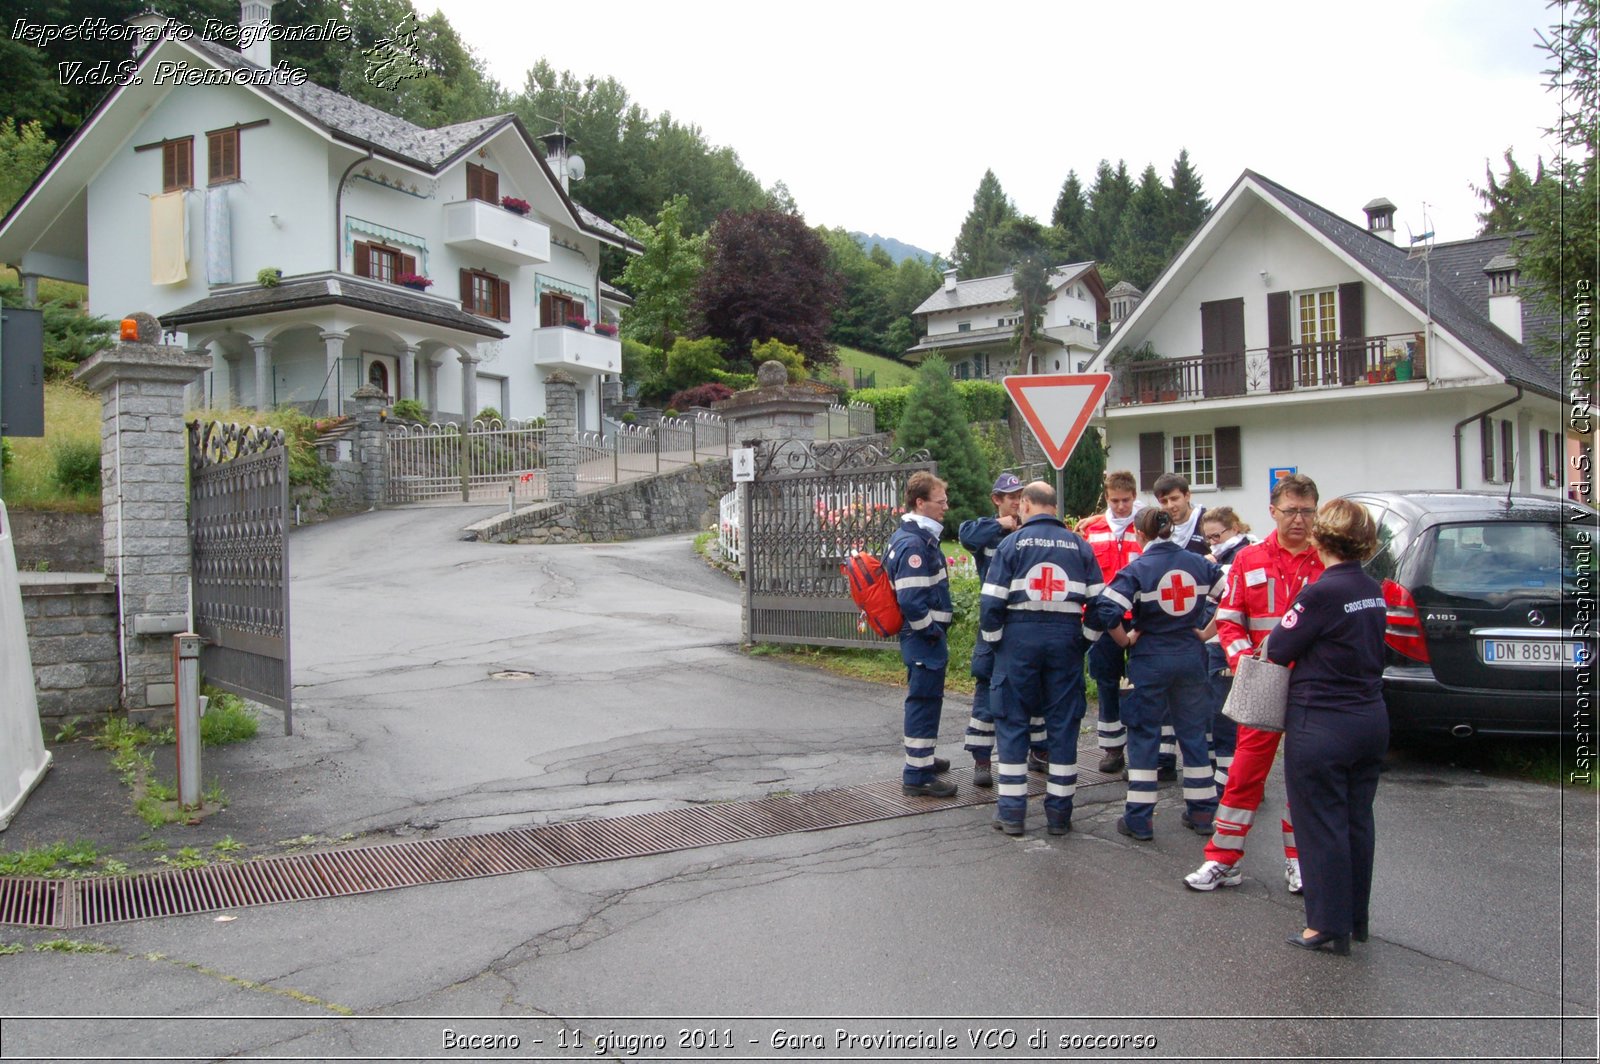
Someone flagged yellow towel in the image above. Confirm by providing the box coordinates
[150,191,187,285]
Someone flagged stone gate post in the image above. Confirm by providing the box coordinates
[347,384,390,508]
[543,371,578,504]
[75,315,211,716]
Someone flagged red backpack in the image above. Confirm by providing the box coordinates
[841,550,903,637]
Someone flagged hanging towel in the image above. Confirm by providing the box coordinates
[205,185,232,285]
[150,190,188,285]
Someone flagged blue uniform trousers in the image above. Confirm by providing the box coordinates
[1204,643,1236,789]
[1283,702,1387,937]
[1088,635,1127,751]
[965,639,1048,763]
[994,622,1086,829]
[1121,643,1217,835]
[900,629,947,786]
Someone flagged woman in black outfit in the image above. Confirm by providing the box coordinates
[1264,499,1387,955]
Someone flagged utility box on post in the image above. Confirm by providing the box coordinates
[0,306,45,438]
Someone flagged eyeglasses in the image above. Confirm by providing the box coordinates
[1204,531,1227,543]
[1273,506,1317,518]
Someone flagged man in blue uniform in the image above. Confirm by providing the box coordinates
[886,470,956,798]
[960,473,1046,788]
[979,481,1104,835]
[1151,472,1212,780]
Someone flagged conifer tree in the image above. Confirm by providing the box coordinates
[1166,149,1211,252]
[896,355,990,531]
[1061,427,1108,522]
[951,170,1019,279]
[1086,160,1136,262]
[1051,171,1091,260]
[1111,165,1172,289]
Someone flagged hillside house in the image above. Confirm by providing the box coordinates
[905,263,1108,380]
[1086,170,1570,510]
[0,3,639,427]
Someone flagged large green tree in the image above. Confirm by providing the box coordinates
[1474,149,1549,235]
[1166,148,1211,252]
[0,120,56,215]
[1051,170,1090,261]
[1085,160,1136,263]
[896,355,990,531]
[617,195,705,354]
[1112,165,1172,289]
[951,169,1018,279]
[1002,218,1054,374]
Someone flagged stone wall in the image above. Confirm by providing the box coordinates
[19,574,120,721]
[5,510,101,572]
[471,458,732,544]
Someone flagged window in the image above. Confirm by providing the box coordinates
[352,241,415,284]
[466,162,499,204]
[1482,416,1517,484]
[957,321,971,333]
[162,137,193,192]
[461,268,510,321]
[539,290,584,327]
[1296,288,1337,345]
[1539,429,1562,489]
[207,128,239,184]
[1171,432,1216,489]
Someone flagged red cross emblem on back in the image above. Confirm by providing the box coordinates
[1028,565,1067,600]
[1158,571,1196,615]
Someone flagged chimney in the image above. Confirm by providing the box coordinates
[1485,254,1523,343]
[1363,197,1396,244]
[537,130,582,193]
[126,9,167,58]
[943,268,958,293]
[239,0,276,67]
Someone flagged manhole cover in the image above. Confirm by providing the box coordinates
[490,670,536,681]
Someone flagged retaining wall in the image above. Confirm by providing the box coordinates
[19,574,121,721]
[471,459,732,544]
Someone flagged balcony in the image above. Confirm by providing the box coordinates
[443,199,550,266]
[1108,333,1428,408]
[532,325,622,374]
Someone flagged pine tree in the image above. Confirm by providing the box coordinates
[1002,218,1054,374]
[1111,165,1172,289]
[951,170,1019,279]
[1474,149,1547,234]
[1086,160,1135,262]
[1061,427,1107,521]
[1166,148,1211,252]
[1051,171,1090,260]
[896,355,991,532]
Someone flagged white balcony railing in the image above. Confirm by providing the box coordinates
[531,325,622,374]
[442,199,551,266]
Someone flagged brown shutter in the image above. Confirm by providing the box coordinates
[540,291,556,327]
[497,279,511,321]
[353,242,372,278]
[1501,420,1515,483]
[1139,432,1165,491]
[400,254,416,277]
[1539,430,1552,486]
[1337,282,1365,384]
[1215,426,1242,488]
[1267,290,1292,392]
[460,269,475,312]
[485,169,499,203]
[1481,419,1495,482]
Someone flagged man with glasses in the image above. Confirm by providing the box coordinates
[1185,473,1325,892]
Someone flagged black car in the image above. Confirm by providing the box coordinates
[1340,491,1596,738]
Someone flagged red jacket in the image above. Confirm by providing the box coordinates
[1078,513,1143,581]
[1214,531,1325,669]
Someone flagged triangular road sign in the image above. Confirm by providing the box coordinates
[1002,373,1111,470]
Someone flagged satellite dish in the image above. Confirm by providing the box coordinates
[567,154,586,182]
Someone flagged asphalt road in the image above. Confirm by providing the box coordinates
[1,505,1595,1062]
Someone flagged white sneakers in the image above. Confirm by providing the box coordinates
[1184,860,1243,891]
[1285,857,1303,894]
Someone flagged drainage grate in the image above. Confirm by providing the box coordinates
[2,761,1118,929]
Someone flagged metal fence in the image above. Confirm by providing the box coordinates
[386,419,549,504]
[718,488,743,566]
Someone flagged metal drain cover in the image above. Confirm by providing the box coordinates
[490,670,536,680]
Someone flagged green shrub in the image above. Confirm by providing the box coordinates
[200,689,258,746]
[474,407,503,424]
[709,368,757,390]
[895,356,989,530]
[851,385,911,435]
[954,380,1009,421]
[50,437,100,495]
[389,398,426,423]
[258,407,327,490]
[1,437,12,474]
[749,338,808,382]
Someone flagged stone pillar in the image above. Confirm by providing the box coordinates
[347,384,390,508]
[320,330,348,416]
[425,359,441,417]
[713,360,833,447]
[75,314,211,716]
[399,344,418,403]
[458,349,480,422]
[544,370,578,504]
[184,342,212,408]
[20,272,39,307]
[251,338,272,410]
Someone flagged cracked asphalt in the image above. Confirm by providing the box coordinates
[2,504,1595,1061]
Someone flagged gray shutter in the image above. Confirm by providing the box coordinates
[1267,290,1292,392]
[1337,282,1365,384]
[1215,426,1242,488]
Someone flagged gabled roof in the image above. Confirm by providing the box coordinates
[913,261,1103,317]
[1098,170,1561,401]
[158,273,508,339]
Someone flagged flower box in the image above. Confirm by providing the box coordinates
[500,196,531,215]
[396,272,433,291]
[565,317,591,330]
[594,322,619,337]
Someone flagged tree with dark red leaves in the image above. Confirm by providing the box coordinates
[690,209,844,369]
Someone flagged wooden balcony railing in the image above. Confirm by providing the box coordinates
[1108,333,1427,407]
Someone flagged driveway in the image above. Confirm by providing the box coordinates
[1,505,1594,1061]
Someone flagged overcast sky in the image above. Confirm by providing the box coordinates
[443,0,1561,257]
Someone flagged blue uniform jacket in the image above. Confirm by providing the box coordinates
[979,513,1104,643]
[885,517,952,636]
[958,516,1008,582]
[1266,560,1387,711]
[1092,540,1223,657]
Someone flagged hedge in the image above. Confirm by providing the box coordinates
[853,379,1010,435]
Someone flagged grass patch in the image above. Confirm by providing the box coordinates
[200,689,258,746]
[836,345,915,389]
[186,402,327,488]
[33,938,115,954]
[0,380,102,511]
[0,840,102,877]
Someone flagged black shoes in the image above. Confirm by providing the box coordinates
[1156,764,1178,782]
[1097,750,1125,774]
[1047,820,1071,836]
[1353,920,1369,943]
[1116,816,1153,841]
[903,778,957,798]
[1180,812,1214,836]
[1286,930,1351,956]
[1027,751,1049,773]
[992,817,1024,836]
[972,761,993,788]
[931,757,951,775]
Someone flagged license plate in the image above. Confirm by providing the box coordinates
[1479,639,1586,668]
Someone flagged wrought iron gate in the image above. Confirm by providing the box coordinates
[743,439,934,648]
[188,421,292,734]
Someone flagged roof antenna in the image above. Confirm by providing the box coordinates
[1406,203,1436,367]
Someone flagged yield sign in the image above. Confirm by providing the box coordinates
[1002,373,1111,470]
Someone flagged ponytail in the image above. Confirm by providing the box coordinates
[1135,507,1173,541]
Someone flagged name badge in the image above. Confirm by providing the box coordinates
[1244,568,1268,587]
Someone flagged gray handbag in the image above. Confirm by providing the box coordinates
[1222,633,1290,732]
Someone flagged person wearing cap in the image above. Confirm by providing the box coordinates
[959,472,1047,787]
[1075,470,1144,775]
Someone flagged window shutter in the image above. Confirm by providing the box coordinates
[400,254,416,278]
[1215,426,1242,488]
[497,279,511,322]
[1481,418,1495,482]
[460,269,475,313]
[539,291,556,327]
[353,242,372,278]
[1139,432,1165,491]
[208,135,221,181]
[485,169,499,203]
[1266,290,1292,392]
[1337,282,1365,384]
[1501,420,1514,483]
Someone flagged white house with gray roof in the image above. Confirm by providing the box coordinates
[906,263,1108,380]
[1086,169,1569,512]
[0,4,639,427]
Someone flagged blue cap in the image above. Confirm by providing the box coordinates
[992,473,1024,494]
